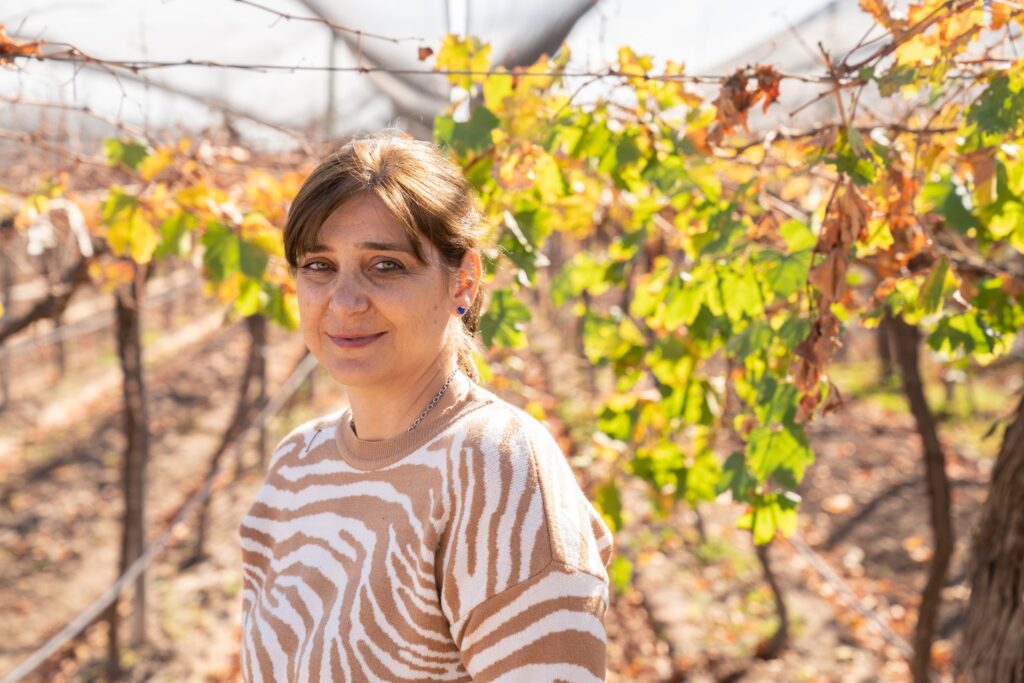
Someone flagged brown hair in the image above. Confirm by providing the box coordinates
[283,130,486,380]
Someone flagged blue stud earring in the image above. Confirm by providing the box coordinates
[456,306,467,315]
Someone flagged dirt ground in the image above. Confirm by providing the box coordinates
[0,307,1011,681]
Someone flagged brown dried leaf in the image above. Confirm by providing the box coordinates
[967,147,996,188]
[809,249,849,305]
[793,357,821,394]
[711,69,755,137]
[754,65,782,113]
[0,24,42,64]
[859,0,893,27]
[836,181,872,243]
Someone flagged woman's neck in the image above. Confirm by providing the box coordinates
[345,358,458,441]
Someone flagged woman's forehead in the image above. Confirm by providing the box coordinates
[319,196,409,241]
[311,194,427,257]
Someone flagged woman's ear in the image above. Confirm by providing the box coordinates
[453,251,482,307]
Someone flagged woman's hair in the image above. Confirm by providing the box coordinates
[283,129,486,381]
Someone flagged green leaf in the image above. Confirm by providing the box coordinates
[234,278,263,317]
[694,209,745,256]
[749,246,811,296]
[921,177,979,234]
[780,220,816,252]
[608,555,633,595]
[599,403,639,442]
[551,252,610,307]
[568,114,612,159]
[239,239,269,279]
[434,106,499,157]
[755,376,799,427]
[264,285,298,330]
[874,64,918,97]
[155,211,197,259]
[718,451,754,501]
[641,154,687,195]
[776,318,811,350]
[594,479,623,532]
[630,440,685,488]
[664,271,713,329]
[966,73,1024,140]
[988,200,1024,242]
[827,127,880,186]
[679,448,721,504]
[746,424,812,485]
[104,138,150,170]
[582,314,645,365]
[725,320,773,360]
[717,267,762,319]
[927,311,999,355]
[480,288,531,348]
[919,257,951,314]
[201,221,240,282]
[102,187,138,221]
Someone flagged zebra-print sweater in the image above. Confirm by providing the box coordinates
[239,375,615,682]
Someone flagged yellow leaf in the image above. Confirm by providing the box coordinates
[895,34,942,66]
[524,401,546,421]
[139,148,173,181]
[241,213,285,257]
[435,34,491,90]
[106,206,158,263]
[607,392,639,412]
[88,260,135,293]
[482,67,513,112]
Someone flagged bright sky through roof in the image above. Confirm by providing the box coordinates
[572,0,835,72]
[0,0,836,146]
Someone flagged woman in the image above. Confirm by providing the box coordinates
[239,130,614,682]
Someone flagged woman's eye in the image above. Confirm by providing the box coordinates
[373,259,404,273]
[299,260,331,273]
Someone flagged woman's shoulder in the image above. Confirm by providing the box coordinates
[452,383,556,449]
[444,388,573,480]
[441,383,615,588]
[266,408,345,471]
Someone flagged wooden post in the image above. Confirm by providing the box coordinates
[890,317,953,683]
[959,391,1024,681]
[107,261,151,677]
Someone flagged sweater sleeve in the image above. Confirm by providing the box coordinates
[453,560,608,682]
[438,407,614,682]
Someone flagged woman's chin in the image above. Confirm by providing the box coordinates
[322,359,392,388]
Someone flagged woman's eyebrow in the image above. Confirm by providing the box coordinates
[305,241,414,254]
[356,240,416,254]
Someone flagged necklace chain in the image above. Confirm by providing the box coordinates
[350,368,460,436]
[408,368,460,431]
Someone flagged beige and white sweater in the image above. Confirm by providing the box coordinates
[238,374,615,682]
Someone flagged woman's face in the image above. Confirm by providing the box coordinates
[294,192,473,389]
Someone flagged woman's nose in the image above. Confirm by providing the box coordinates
[328,270,370,313]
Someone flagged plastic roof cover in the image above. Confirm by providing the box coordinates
[0,0,836,150]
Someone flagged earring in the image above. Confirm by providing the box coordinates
[456,306,467,315]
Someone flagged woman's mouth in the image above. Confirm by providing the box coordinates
[327,332,386,348]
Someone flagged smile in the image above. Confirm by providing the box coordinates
[327,332,386,348]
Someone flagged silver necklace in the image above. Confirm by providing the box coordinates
[350,368,460,436]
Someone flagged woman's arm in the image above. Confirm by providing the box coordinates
[439,407,614,682]
[454,560,608,682]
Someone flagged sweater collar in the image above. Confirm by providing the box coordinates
[333,373,490,470]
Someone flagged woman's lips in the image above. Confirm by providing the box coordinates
[327,332,385,348]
